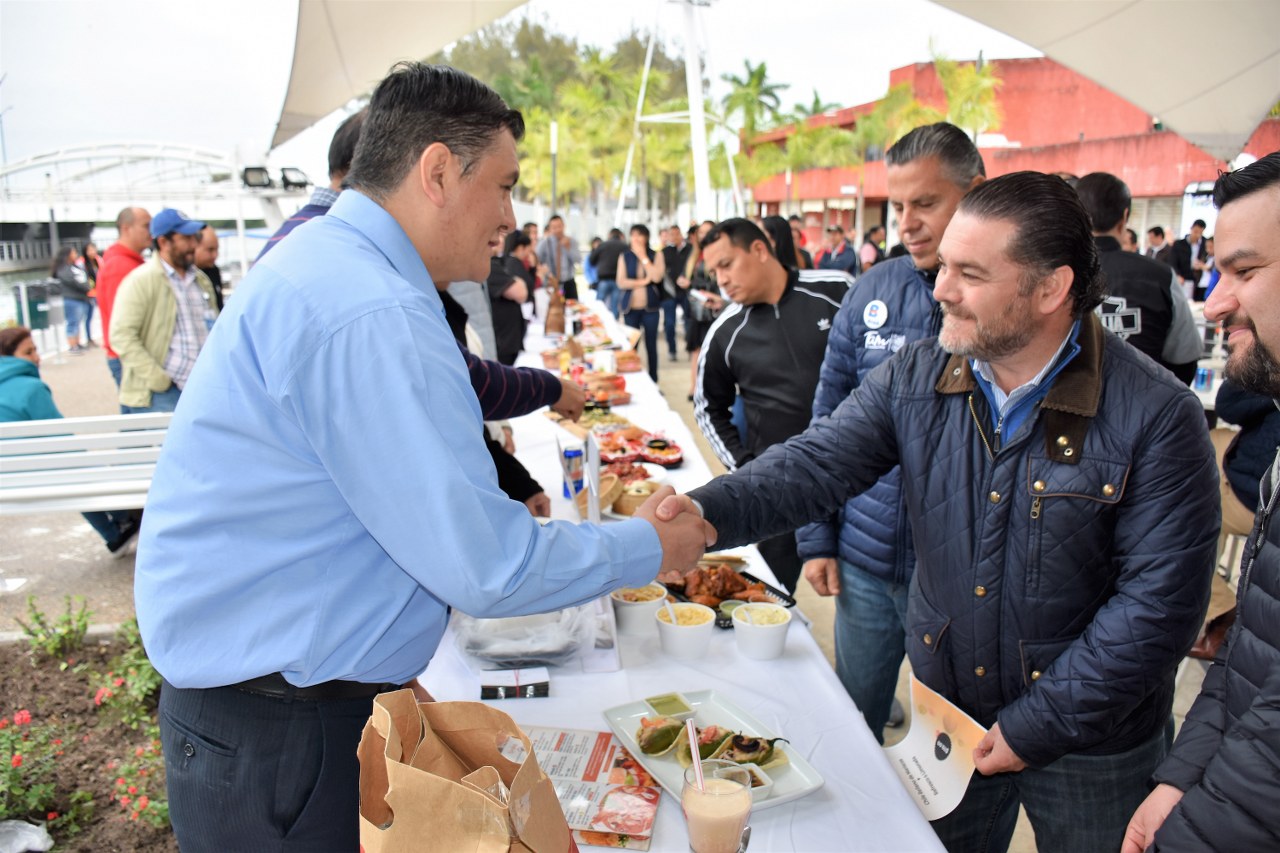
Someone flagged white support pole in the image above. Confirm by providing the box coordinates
[616,27,659,228]
[683,1,714,223]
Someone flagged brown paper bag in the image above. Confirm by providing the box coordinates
[545,287,566,335]
[359,689,577,853]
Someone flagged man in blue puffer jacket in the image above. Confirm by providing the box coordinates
[665,172,1218,853]
[797,123,984,742]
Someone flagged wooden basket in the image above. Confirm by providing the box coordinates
[612,480,659,516]
[575,473,623,515]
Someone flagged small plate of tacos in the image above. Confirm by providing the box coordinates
[602,689,825,810]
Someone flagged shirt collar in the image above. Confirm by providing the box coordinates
[158,257,195,284]
[972,319,1082,414]
[310,186,341,208]
[325,190,434,293]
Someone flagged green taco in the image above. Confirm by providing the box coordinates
[635,716,684,756]
[710,734,790,770]
[675,724,735,768]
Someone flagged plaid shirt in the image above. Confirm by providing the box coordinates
[160,259,211,390]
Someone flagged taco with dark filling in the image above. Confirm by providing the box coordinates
[710,734,790,769]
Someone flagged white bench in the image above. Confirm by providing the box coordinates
[0,413,171,515]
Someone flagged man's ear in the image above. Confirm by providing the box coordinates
[417,142,453,208]
[1039,265,1075,315]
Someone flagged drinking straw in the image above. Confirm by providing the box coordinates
[664,600,679,626]
[687,719,704,791]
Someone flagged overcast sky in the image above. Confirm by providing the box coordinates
[0,0,1038,183]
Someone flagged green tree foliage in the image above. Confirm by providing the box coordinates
[721,60,789,140]
[933,51,1003,137]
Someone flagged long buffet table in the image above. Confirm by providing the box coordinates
[421,293,943,852]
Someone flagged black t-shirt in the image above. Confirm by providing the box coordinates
[486,256,529,366]
[588,239,627,279]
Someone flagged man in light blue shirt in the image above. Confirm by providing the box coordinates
[136,63,711,851]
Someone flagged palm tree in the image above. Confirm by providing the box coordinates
[792,89,840,121]
[721,60,789,141]
[933,52,1003,139]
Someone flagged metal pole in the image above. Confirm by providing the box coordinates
[616,26,659,227]
[233,148,249,278]
[45,172,59,255]
[550,120,558,218]
[683,0,714,223]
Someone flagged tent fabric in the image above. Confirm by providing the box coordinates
[934,0,1280,160]
[271,0,526,149]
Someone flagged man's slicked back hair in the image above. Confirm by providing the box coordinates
[886,122,985,188]
[347,62,524,202]
[1075,172,1131,233]
[1214,151,1280,209]
[958,171,1105,317]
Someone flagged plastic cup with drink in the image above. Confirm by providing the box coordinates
[682,758,752,853]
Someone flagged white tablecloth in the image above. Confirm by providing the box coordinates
[421,295,942,852]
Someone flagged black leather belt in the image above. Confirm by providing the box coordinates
[231,672,401,701]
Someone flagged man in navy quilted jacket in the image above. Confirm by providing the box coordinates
[664,171,1218,853]
[1123,152,1280,853]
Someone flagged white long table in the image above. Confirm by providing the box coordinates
[421,296,943,852]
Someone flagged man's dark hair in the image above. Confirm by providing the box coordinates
[1075,172,1131,233]
[1213,151,1280,208]
[328,109,366,179]
[788,214,802,224]
[0,326,33,357]
[1147,225,1165,239]
[608,228,624,240]
[1192,218,1207,229]
[545,214,563,228]
[630,224,650,240]
[701,217,776,258]
[865,225,884,241]
[957,171,1104,317]
[886,122,985,187]
[1126,228,1139,246]
[347,63,524,201]
[503,230,531,255]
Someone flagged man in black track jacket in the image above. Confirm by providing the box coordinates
[693,217,851,590]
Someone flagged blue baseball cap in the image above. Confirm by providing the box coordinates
[150,208,205,238]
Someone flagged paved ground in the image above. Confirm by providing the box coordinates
[3,317,1215,852]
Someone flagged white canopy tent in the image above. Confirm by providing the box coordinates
[933,0,1280,160]
[270,0,527,149]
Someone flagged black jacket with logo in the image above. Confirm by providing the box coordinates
[693,268,852,468]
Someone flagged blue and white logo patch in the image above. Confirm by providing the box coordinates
[863,299,888,329]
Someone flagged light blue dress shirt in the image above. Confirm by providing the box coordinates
[135,190,662,688]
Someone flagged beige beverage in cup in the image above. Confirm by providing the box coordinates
[682,760,751,853]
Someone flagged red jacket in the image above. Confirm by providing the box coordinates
[96,243,145,357]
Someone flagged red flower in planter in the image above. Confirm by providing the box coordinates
[47,812,58,821]
[11,754,22,768]
[13,709,31,725]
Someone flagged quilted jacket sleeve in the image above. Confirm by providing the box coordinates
[691,351,902,548]
[998,389,1219,768]
[795,287,862,561]
[1153,664,1280,851]
[1152,644,1228,792]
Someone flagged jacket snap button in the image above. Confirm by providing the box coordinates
[975,585,987,597]
[183,742,195,757]
[988,491,1001,503]
[1032,480,1046,492]
[1031,670,1042,681]
[923,633,933,646]
[1063,448,1074,457]
[1102,483,1116,497]
[1056,435,1070,447]
[953,367,962,376]
[974,666,986,677]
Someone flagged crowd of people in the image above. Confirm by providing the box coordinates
[4,59,1278,853]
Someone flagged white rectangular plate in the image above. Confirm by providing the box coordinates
[602,689,825,811]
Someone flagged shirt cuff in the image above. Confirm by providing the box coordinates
[610,517,666,586]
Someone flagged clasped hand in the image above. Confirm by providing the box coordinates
[632,487,718,575]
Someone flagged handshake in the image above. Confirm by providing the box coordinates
[632,485,718,575]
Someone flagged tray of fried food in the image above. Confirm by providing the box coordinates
[655,561,795,628]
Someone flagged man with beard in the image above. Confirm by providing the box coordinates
[1123,151,1280,853]
[110,209,219,413]
[660,171,1217,852]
